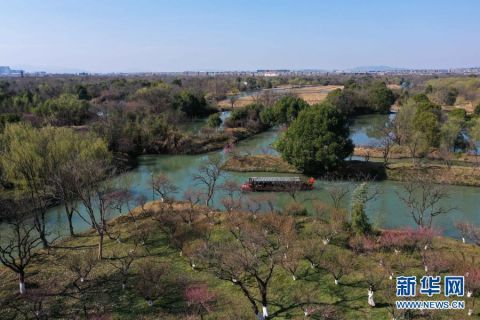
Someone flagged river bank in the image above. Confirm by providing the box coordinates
[223,154,480,187]
[5,115,480,240]
[354,145,480,164]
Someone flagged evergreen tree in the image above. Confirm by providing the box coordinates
[351,182,372,235]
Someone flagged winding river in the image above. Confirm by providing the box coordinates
[37,114,480,239]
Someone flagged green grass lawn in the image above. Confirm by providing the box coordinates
[1,201,479,319]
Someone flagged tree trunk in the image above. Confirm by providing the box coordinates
[98,233,104,259]
[19,272,26,295]
[236,281,259,318]
[40,233,49,249]
[34,210,49,249]
[67,208,75,237]
[260,287,269,319]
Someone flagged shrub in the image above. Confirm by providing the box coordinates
[474,104,480,115]
[283,202,308,216]
[206,113,222,128]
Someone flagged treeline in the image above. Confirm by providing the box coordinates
[392,92,480,163]
[325,80,396,115]
[425,76,480,107]
[0,78,216,127]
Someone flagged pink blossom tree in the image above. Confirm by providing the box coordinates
[184,283,216,319]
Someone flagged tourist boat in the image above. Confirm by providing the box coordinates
[241,176,315,192]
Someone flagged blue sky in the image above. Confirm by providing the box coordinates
[0,0,479,73]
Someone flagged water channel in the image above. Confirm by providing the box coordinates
[37,112,480,240]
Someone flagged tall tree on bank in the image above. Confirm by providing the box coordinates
[71,159,130,259]
[276,102,353,174]
[0,123,111,239]
[48,130,111,237]
[394,94,441,164]
[193,156,223,207]
[1,123,54,248]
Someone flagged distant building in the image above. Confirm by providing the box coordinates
[0,66,10,74]
[0,66,24,77]
[256,69,290,77]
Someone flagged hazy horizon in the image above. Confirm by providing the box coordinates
[1,0,479,73]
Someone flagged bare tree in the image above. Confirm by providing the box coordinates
[184,188,203,213]
[193,156,223,207]
[61,249,99,319]
[152,205,193,255]
[319,247,354,285]
[109,246,139,290]
[303,238,327,270]
[135,260,169,307]
[71,160,131,259]
[311,209,347,245]
[229,95,238,109]
[457,222,480,245]
[151,173,178,203]
[377,124,396,168]
[50,160,80,237]
[220,179,242,213]
[282,244,304,281]
[0,201,42,295]
[324,179,351,210]
[179,189,203,226]
[195,212,296,319]
[397,174,453,228]
[243,193,264,216]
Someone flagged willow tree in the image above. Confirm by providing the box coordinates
[0,123,111,243]
[1,123,55,248]
[49,129,111,236]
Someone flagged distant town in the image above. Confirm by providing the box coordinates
[1,65,480,77]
